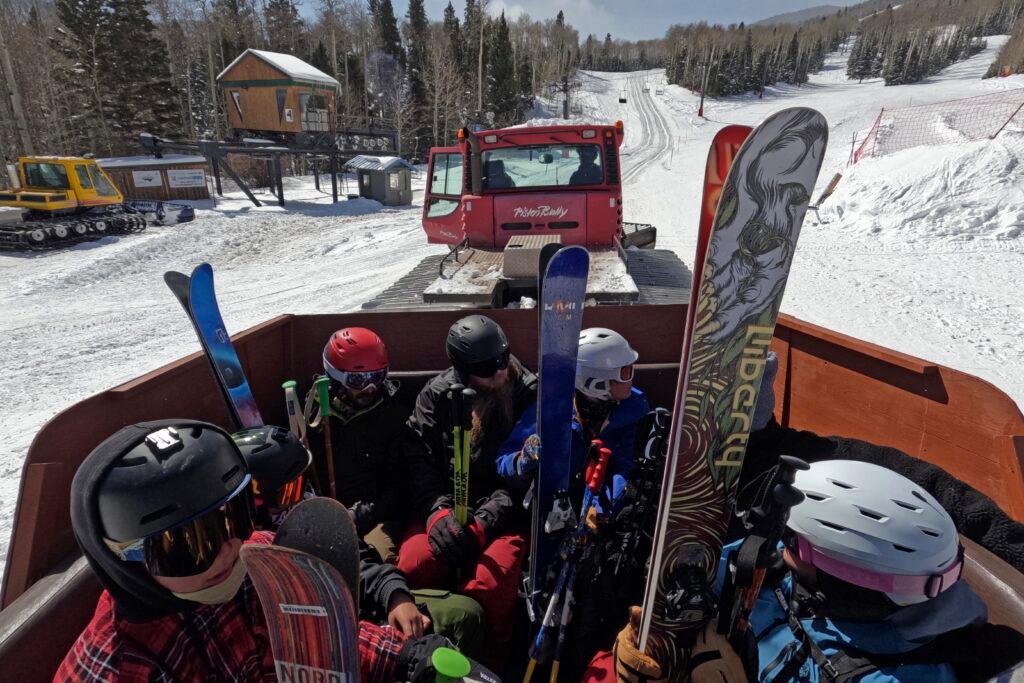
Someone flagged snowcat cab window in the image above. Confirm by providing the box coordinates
[75,165,93,189]
[24,163,70,190]
[481,144,601,190]
[430,153,463,196]
[87,165,118,197]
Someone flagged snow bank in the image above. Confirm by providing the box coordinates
[822,133,1024,242]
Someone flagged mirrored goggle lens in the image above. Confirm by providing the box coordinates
[467,350,510,379]
[332,368,387,390]
[619,364,635,382]
[143,488,254,578]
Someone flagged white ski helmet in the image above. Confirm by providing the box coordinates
[787,460,963,605]
[575,328,639,400]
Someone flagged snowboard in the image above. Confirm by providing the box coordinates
[638,108,828,678]
[526,245,590,619]
[241,544,360,683]
[164,263,263,430]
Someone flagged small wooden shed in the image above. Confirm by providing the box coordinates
[98,155,210,201]
[344,155,414,206]
[217,49,339,141]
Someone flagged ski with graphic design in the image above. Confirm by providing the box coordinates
[164,263,263,430]
[526,245,590,619]
[638,108,828,680]
[241,544,360,682]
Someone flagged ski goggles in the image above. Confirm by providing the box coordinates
[253,472,306,510]
[792,535,965,599]
[108,482,255,578]
[324,361,388,391]
[465,349,511,379]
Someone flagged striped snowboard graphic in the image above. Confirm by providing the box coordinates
[242,544,360,682]
[639,108,828,678]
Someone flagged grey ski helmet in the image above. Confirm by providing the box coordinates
[787,460,963,605]
[576,328,639,400]
[232,425,311,506]
[95,420,251,542]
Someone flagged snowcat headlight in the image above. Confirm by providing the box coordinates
[582,130,596,139]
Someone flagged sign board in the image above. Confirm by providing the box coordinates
[285,108,294,123]
[167,169,207,188]
[132,170,162,188]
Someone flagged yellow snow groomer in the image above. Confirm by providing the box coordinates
[0,156,192,250]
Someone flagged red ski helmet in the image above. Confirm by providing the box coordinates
[324,327,388,379]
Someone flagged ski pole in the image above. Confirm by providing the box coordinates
[718,455,808,642]
[459,387,475,520]
[316,376,338,500]
[449,384,468,525]
[282,380,308,447]
[524,443,612,682]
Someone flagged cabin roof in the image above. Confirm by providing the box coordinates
[217,49,340,88]
[97,155,206,168]
[344,155,413,172]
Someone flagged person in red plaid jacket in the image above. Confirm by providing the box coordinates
[55,419,447,682]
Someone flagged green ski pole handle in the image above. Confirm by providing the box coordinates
[432,647,471,682]
[316,376,338,500]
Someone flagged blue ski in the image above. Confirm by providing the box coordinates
[527,245,590,618]
[164,263,263,429]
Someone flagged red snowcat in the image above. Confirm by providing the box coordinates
[365,122,688,309]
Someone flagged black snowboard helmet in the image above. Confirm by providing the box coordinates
[96,420,251,542]
[233,425,311,509]
[446,315,511,381]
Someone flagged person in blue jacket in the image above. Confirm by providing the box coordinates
[608,459,1024,683]
[497,327,649,509]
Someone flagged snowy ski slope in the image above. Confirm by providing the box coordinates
[0,38,1022,570]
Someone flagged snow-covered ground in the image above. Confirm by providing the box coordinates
[1,37,1023,571]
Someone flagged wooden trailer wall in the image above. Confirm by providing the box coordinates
[219,54,337,135]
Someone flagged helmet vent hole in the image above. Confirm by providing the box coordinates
[252,443,271,454]
[804,492,828,502]
[893,499,921,511]
[117,456,148,467]
[911,490,928,502]
[920,528,941,538]
[828,478,854,490]
[140,504,179,526]
[221,465,241,483]
[818,520,847,532]
[857,507,886,521]
[893,544,915,553]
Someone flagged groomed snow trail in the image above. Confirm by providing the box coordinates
[2,37,1024,573]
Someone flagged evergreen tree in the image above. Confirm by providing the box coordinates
[406,0,430,147]
[265,0,304,54]
[214,0,258,64]
[443,2,464,73]
[310,40,331,73]
[486,12,516,124]
[371,0,404,67]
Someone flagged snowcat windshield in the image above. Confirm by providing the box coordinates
[481,143,603,190]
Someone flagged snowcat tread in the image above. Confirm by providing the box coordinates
[362,249,691,310]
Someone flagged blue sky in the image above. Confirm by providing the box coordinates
[298,1,861,41]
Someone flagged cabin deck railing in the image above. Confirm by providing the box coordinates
[3,304,1022,609]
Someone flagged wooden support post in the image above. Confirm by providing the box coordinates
[211,156,223,196]
[330,155,339,203]
[275,155,284,207]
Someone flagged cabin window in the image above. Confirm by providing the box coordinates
[230,91,243,119]
[87,166,118,197]
[75,165,93,189]
[388,173,399,190]
[23,162,69,190]
[427,198,459,218]
[430,153,463,196]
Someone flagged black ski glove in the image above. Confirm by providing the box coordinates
[472,489,514,539]
[396,633,452,683]
[426,508,477,567]
[348,500,378,538]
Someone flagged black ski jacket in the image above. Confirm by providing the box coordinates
[737,417,1024,573]
[406,360,537,523]
[307,385,413,526]
[359,541,411,622]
